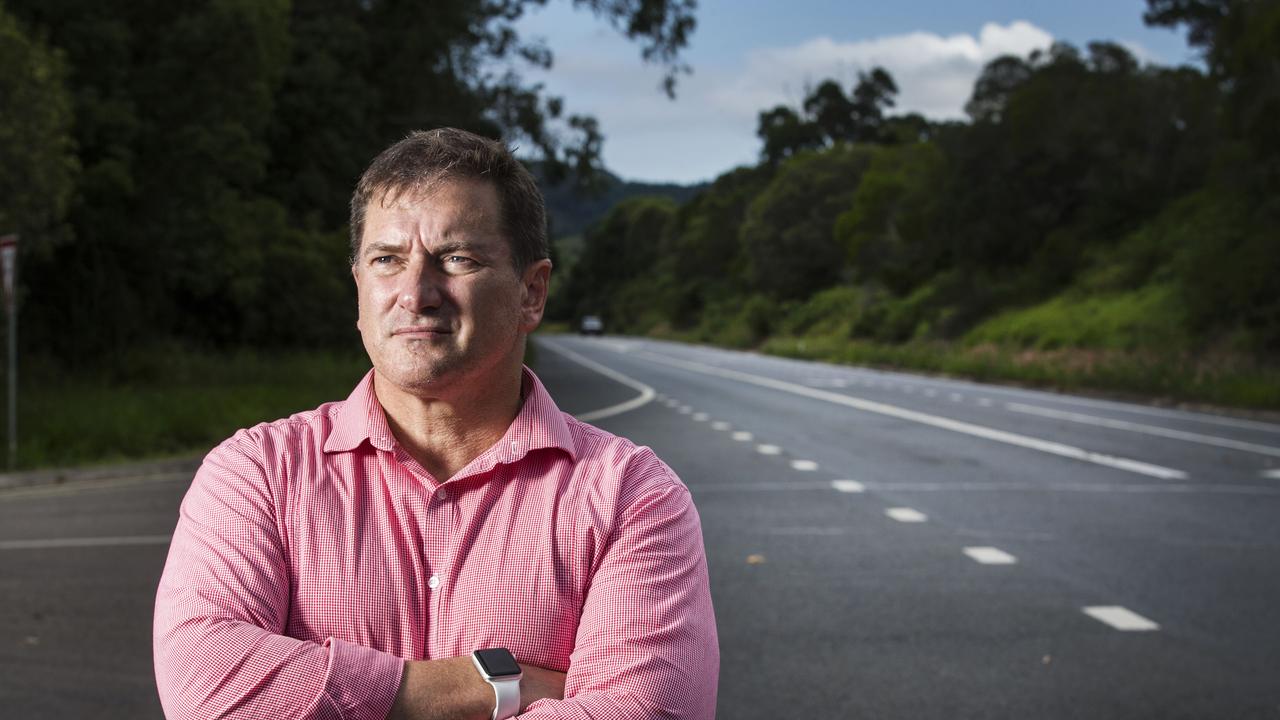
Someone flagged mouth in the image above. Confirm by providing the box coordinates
[393,325,453,338]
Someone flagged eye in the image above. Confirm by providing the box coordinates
[442,255,480,271]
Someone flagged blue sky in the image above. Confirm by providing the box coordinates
[512,0,1198,184]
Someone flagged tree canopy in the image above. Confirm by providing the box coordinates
[3,0,696,359]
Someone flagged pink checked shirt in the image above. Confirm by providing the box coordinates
[154,368,718,719]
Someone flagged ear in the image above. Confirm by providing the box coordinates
[351,263,363,332]
[519,259,553,333]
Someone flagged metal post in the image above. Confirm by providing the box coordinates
[7,287,14,469]
[1,234,17,470]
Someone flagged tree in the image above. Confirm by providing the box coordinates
[756,105,823,165]
[965,55,1033,122]
[0,6,77,254]
[848,67,898,143]
[740,145,875,300]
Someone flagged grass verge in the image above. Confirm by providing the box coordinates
[759,336,1280,411]
[3,348,372,472]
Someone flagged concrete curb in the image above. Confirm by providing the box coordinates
[0,455,203,492]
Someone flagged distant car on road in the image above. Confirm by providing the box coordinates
[579,315,604,335]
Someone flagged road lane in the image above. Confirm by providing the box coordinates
[537,334,1280,718]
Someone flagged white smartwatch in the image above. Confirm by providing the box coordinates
[472,648,522,720]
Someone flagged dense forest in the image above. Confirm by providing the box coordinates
[0,0,695,363]
[553,0,1280,406]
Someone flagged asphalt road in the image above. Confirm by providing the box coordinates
[3,334,1279,718]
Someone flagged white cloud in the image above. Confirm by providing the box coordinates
[523,21,1056,183]
[725,21,1054,120]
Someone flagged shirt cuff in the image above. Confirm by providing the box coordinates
[322,636,406,720]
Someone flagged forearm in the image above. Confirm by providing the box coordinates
[389,657,567,720]
[154,615,403,720]
[386,656,491,720]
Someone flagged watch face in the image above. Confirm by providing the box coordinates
[475,648,521,677]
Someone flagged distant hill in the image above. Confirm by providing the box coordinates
[533,164,707,239]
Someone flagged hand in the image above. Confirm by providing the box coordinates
[519,663,567,711]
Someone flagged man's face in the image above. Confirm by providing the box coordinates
[352,178,550,395]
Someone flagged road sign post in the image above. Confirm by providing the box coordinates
[1,234,17,470]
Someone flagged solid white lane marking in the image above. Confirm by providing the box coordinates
[1263,469,1280,479]
[790,460,819,471]
[847,480,1280,496]
[1083,606,1160,632]
[832,480,866,493]
[536,339,655,421]
[757,444,782,455]
[963,546,1018,565]
[710,421,731,431]
[732,431,754,442]
[1006,403,1280,458]
[691,412,709,422]
[693,481,835,492]
[0,535,172,551]
[633,352,1188,480]
[886,507,928,523]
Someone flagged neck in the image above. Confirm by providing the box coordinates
[373,362,525,482]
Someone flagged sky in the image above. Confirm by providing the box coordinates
[512,0,1199,184]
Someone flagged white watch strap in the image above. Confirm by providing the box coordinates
[489,676,521,720]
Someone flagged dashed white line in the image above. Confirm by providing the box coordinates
[963,546,1018,565]
[710,421,732,431]
[0,535,172,551]
[903,386,916,394]
[950,393,964,402]
[663,399,679,408]
[1082,606,1160,632]
[885,507,928,523]
[924,389,937,398]
[678,406,693,415]
[756,444,782,456]
[1263,469,1280,479]
[732,431,754,442]
[831,480,866,493]
[691,412,709,422]
[790,460,819,472]
[978,398,994,407]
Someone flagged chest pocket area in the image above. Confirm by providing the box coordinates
[285,515,420,655]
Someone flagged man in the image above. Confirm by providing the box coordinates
[154,128,719,720]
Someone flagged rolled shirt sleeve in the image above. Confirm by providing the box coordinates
[153,438,404,720]
[520,453,720,720]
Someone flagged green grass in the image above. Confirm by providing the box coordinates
[4,348,372,471]
[964,284,1189,352]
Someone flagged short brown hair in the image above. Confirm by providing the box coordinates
[349,128,548,271]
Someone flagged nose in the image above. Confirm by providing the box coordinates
[395,256,444,313]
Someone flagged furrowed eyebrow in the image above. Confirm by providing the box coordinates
[363,241,408,257]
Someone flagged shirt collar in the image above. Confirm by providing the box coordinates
[323,367,577,463]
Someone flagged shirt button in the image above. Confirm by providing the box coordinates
[435,487,448,500]
[428,575,441,590]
